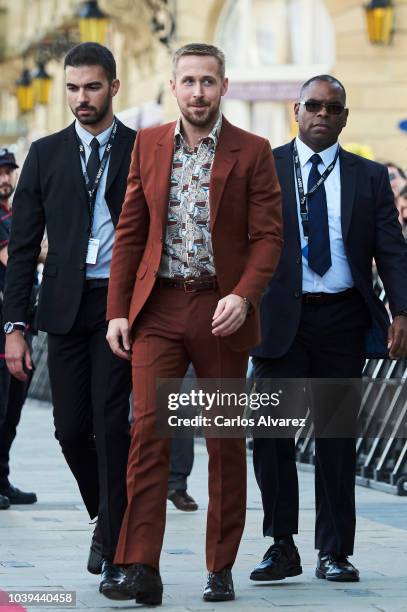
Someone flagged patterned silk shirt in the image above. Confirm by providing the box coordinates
[158,113,222,278]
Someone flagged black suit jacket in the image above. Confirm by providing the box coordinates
[3,120,136,334]
[252,140,407,360]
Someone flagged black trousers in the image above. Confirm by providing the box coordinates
[47,286,131,559]
[168,438,194,492]
[0,364,32,490]
[253,290,370,556]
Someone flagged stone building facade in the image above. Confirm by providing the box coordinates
[0,0,407,166]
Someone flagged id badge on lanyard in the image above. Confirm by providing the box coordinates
[78,119,118,266]
[86,237,100,264]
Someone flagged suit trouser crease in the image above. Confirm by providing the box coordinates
[0,366,32,489]
[253,293,369,555]
[47,287,131,558]
[114,286,247,571]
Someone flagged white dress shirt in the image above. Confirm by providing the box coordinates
[294,136,354,293]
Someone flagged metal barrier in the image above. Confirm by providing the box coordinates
[28,331,52,403]
[29,277,407,495]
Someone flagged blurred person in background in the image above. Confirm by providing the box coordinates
[167,364,198,512]
[397,185,407,239]
[2,43,135,595]
[384,162,407,199]
[0,148,38,510]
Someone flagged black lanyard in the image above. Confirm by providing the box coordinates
[77,118,118,232]
[293,140,340,238]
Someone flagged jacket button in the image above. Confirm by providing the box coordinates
[296,256,301,264]
[79,263,85,270]
[294,291,300,298]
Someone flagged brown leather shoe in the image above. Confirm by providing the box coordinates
[101,563,163,605]
[167,489,198,511]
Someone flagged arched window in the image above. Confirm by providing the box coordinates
[216,0,336,144]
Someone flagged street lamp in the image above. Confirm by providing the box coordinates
[78,0,108,44]
[32,62,53,105]
[365,0,394,45]
[16,69,34,114]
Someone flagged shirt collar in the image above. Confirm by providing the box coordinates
[295,136,339,169]
[174,113,223,147]
[75,118,115,148]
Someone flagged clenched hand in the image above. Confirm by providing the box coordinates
[212,294,249,337]
[5,332,32,381]
[388,315,407,359]
[106,317,131,360]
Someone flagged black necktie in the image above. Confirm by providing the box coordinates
[86,137,100,185]
[307,153,332,276]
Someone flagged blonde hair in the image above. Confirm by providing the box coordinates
[172,43,225,79]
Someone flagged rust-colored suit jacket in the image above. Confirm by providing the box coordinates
[107,116,283,351]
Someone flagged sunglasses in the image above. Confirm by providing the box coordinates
[300,100,346,116]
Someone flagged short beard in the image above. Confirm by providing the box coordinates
[182,103,220,129]
[72,94,111,126]
[0,185,14,201]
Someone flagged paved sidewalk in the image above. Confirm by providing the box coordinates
[0,398,406,611]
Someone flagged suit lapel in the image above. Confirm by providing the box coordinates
[340,149,357,241]
[209,118,238,229]
[155,122,176,233]
[64,123,89,215]
[275,141,301,248]
[105,120,130,194]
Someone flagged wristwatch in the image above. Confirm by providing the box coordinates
[395,310,407,318]
[242,297,252,313]
[3,322,26,334]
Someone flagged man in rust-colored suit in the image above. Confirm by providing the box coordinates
[104,43,283,605]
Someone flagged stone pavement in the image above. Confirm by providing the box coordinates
[0,398,406,612]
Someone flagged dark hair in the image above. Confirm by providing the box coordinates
[173,43,225,79]
[300,74,346,104]
[382,161,407,179]
[64,42,116,82]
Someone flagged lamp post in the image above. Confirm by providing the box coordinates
[16,69,34,114]
[365,0,394,45]
[78,0,109,44]
[32,61,52,105]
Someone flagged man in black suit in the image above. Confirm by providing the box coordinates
[2,43,134,593]
[250,75,407,583]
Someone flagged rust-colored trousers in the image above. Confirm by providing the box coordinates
[114,285,248,571]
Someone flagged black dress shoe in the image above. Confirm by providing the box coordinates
[87,522,103,575]
[250,541,302,581]
[101,562,163,605]
[316,553,360,582]
[99,560,125,595]
[167,489,198,511]
[203,568,235,602]
[0,494,10,510]
[0,484,37,505]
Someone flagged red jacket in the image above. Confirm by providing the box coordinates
[107,116,283,351]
